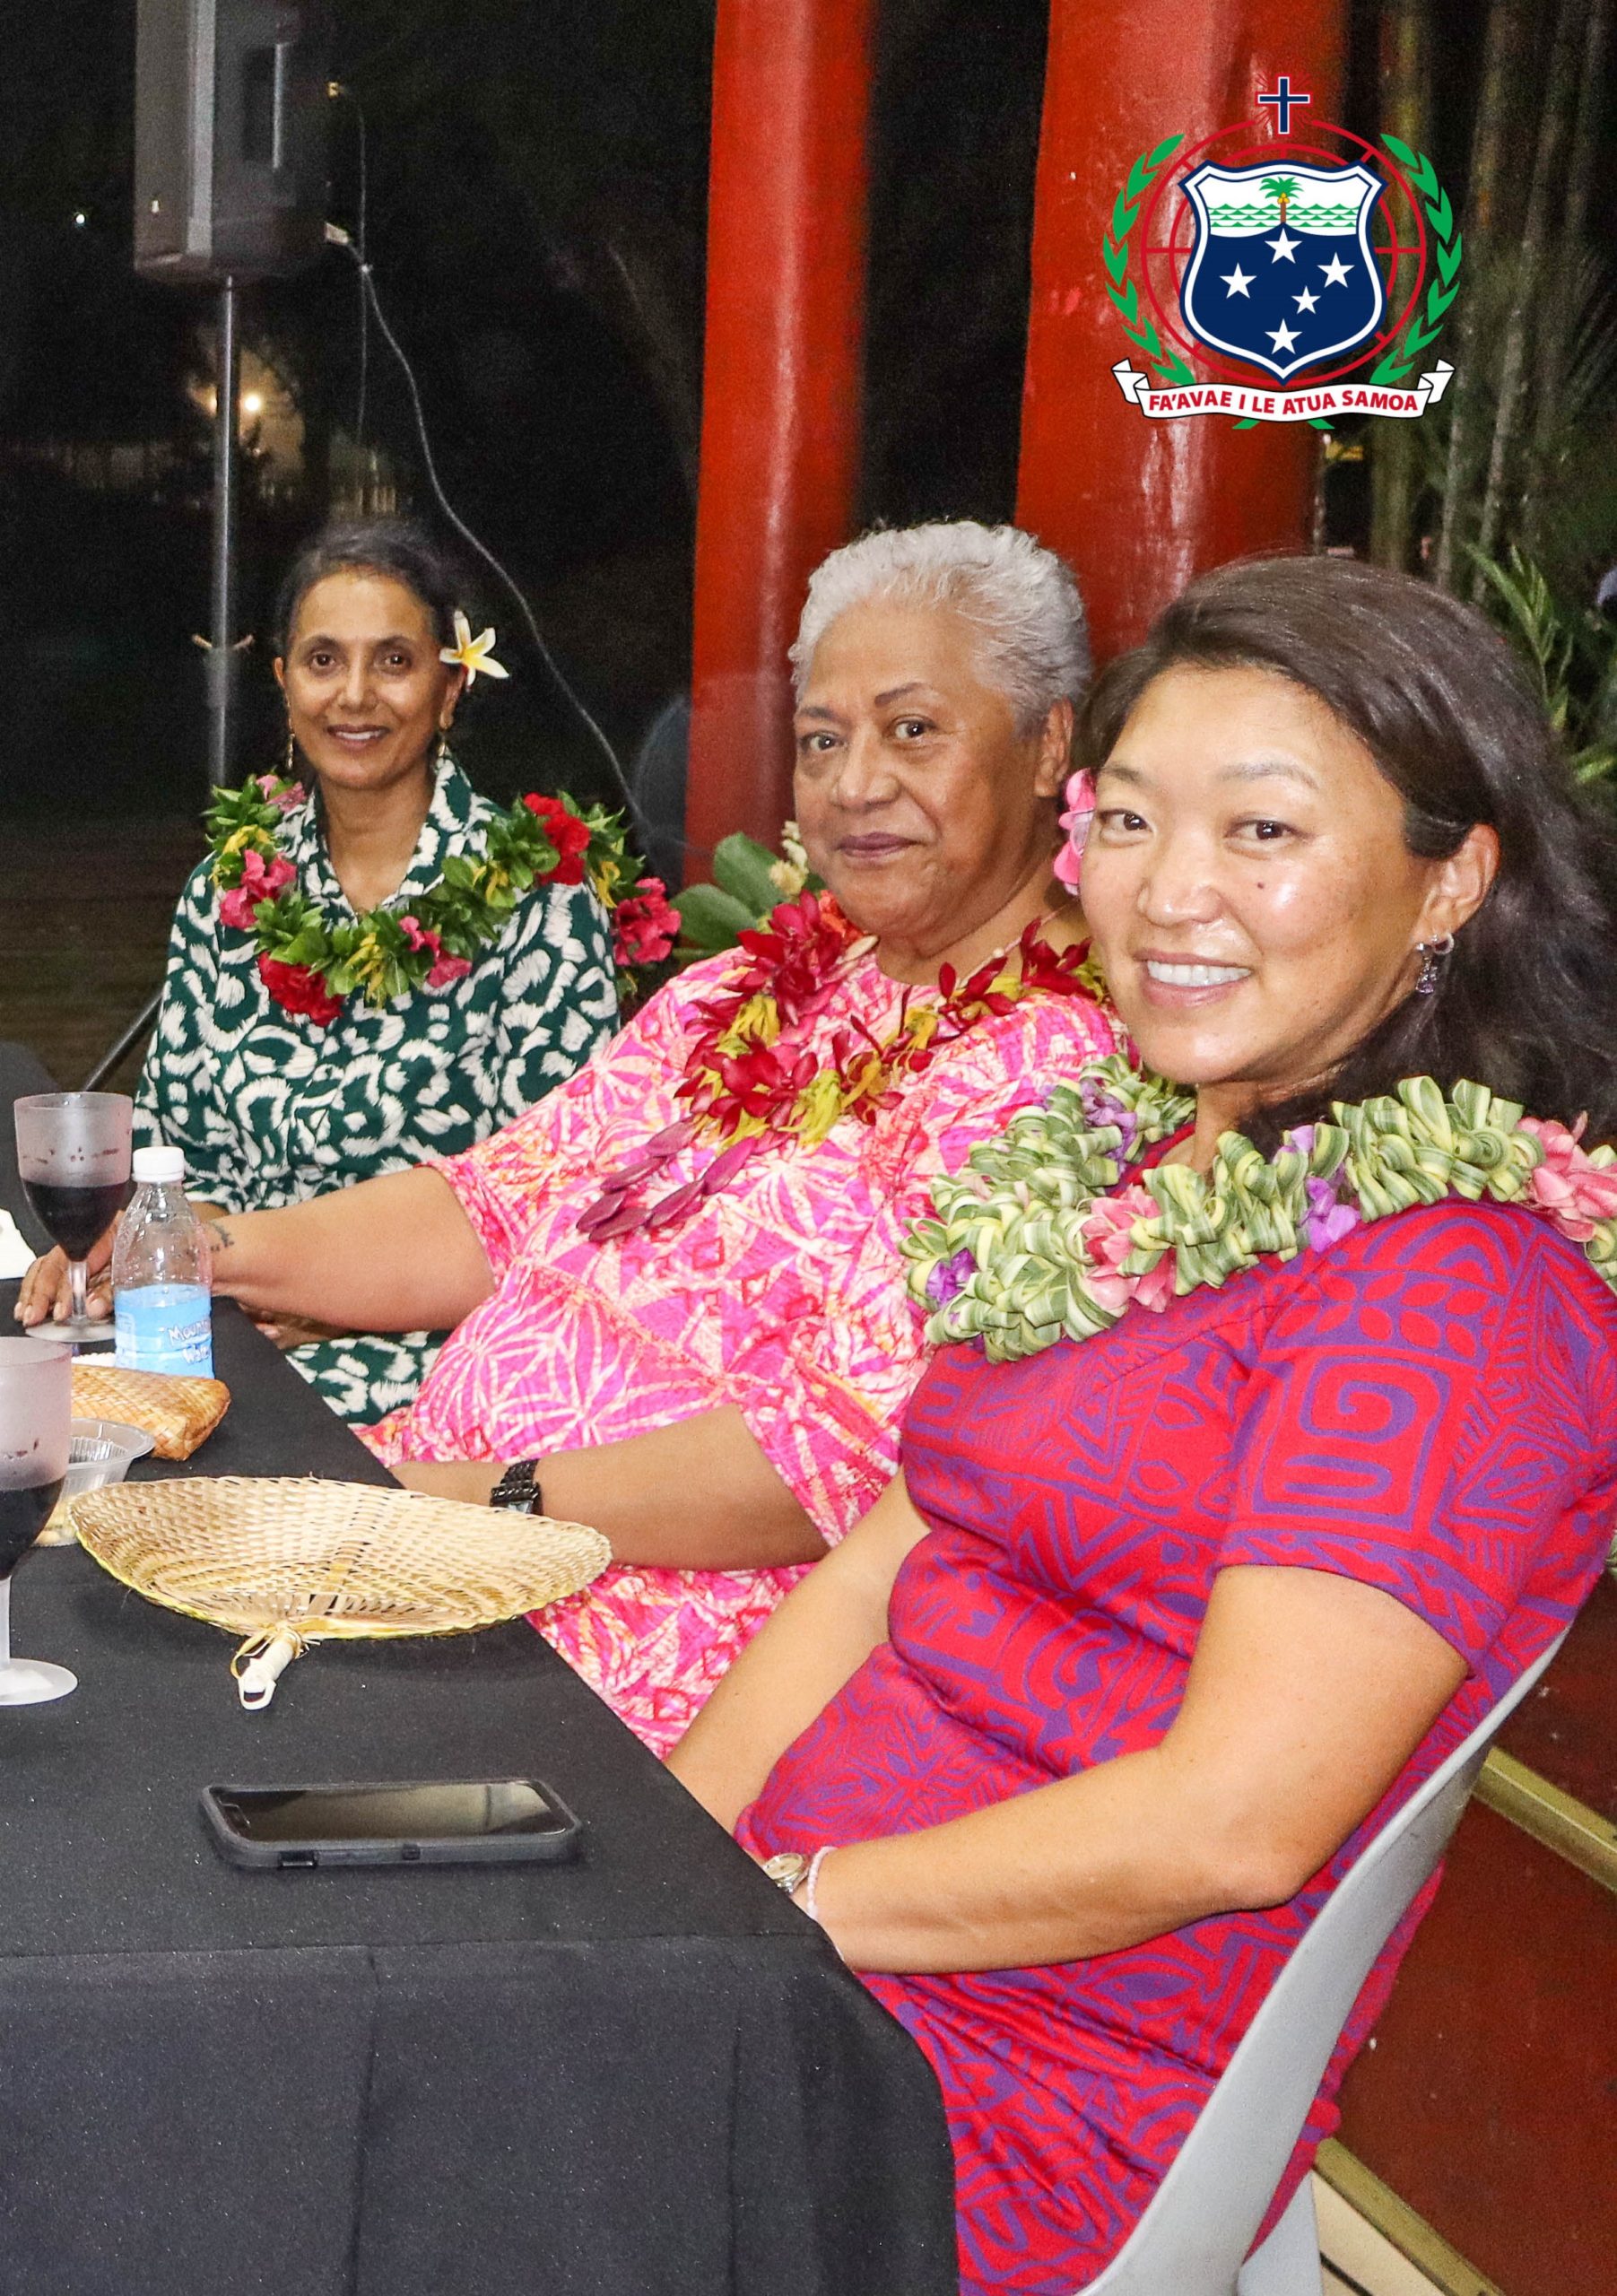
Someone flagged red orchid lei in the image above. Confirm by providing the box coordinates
[206,773,680,1027]
[577,890,1109,1243]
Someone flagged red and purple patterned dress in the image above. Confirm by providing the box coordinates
[738,1197,1617,2293]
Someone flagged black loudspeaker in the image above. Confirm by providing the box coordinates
[134,0,332,283]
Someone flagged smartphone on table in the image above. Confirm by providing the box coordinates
[201,1777,583,1870]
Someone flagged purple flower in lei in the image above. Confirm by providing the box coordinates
[1078,1075,1140,1158]
[1283,1129,1361,1251]
[926,1248,977,1307]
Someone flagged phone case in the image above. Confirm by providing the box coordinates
[199,1778,584,1871]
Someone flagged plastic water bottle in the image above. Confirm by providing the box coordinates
[112,1145,213,1376]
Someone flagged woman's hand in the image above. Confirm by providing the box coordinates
[15,1235,116,1328]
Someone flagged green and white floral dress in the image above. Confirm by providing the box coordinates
[135,755,620,1422]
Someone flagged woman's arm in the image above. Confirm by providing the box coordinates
[206,1169,493,1329]
[762,1562,1468,1974]
[666,1474,933,1825]
[16,1166,492,1336]
[394,1406,833,1574]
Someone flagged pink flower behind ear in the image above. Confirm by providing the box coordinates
[1054,769,1096,893]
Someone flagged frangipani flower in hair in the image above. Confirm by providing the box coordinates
[439,610,509,686]
[1053,768,1096,894]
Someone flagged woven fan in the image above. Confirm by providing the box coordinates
[72,1478,611,1709]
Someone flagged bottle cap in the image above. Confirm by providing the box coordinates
[132,1144,186,1186]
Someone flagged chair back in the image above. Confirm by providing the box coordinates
[1085,1630,1568,2295]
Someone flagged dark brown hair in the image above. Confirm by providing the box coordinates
[1079,554,1617,1146]
[274,517,467,654]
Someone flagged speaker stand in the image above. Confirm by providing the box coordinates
[205,275,241,789]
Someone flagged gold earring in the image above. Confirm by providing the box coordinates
[283,722,297,778]
[436,728,450,768]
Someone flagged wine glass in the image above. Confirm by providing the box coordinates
[13,1092,134,1348]
[0,1336,77,1703]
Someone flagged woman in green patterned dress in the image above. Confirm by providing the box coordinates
[135,519,619,1422]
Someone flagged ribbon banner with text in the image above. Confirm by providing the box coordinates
[1111,359,1454,423]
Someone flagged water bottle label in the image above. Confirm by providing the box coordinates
[115,1285,213,1376]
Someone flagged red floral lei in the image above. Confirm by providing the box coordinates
[207,775,679,1027]
[577,890,1108,1243]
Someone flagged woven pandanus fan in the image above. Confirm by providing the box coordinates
[72,1479,610,1709]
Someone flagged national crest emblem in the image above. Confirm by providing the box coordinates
[1100,84,1464,427]
[1179,161,1384,383]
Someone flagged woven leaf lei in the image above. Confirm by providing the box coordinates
[575,891,1110,1244]
[903,1056,1617,1362]
[207,773,679,1026]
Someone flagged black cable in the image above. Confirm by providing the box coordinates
[328,86,371,449]
[352,101,369,444]
[83,986,162,1091]
[324,225,641,829]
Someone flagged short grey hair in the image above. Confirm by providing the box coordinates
[789,520,1090,734]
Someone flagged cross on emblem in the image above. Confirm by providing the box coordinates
[1257,78,1310,135]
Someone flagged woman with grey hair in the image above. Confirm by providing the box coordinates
[22,520,1120,1752]
[792,517,1091,731]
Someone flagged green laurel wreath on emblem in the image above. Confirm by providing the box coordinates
[1103,130,1463,430]
[1367,133,1464,387]
[1101,134,1194,388]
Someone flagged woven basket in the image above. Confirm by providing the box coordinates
[72,1478,611,1709]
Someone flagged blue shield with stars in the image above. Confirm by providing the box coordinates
[1178,161,1385,382]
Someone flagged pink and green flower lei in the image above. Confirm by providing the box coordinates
[206,773,680,1027]
[903,1054,1617,1361]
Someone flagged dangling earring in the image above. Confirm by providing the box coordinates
[1414,931,1455,996]
[436,727,450,769]
[283,721,298,778]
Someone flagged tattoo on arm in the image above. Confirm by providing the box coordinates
[204,1220,235,1257]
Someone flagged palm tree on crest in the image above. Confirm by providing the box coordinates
[1263,175,1299,224]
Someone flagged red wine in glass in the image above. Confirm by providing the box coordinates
[13,1092,134,1348]
[0,1476,65,1577]
[21,1180,132,1265]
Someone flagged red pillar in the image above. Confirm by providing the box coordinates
[1016,1,1348,665]
[684,0,874,868]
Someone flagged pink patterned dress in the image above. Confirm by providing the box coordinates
[364,941,1120,1752]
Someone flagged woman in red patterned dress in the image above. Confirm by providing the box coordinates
[670,557,1617,2293]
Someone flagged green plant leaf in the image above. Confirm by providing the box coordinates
[671,883,758,953]
[710,832,784,916]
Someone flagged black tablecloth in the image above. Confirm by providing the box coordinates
[0,1046,958,2296]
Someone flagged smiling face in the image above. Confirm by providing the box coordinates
[791,597,1070,960]
[1080,663,1497,1130]
[275,569,463,796]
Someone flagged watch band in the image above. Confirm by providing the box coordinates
[489,1459,543,1516]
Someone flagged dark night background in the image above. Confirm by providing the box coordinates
[0,0,1609,825]
[0,0,1056,823]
